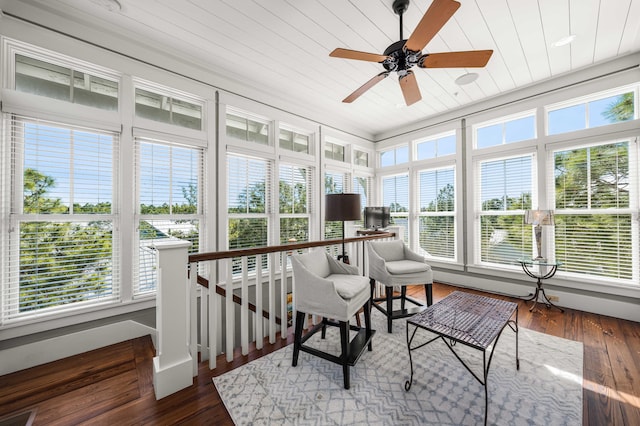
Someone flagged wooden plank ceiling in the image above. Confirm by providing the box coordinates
[4,0,640,138]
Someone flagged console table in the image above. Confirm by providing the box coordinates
[517,259,564,312]
[405,291,519,426]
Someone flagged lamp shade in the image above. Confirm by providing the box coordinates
[524,210,555,226]
[325,193,362,221]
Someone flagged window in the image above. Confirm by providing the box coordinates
[352,175,370,228]
[380,145,409,167]
[548,91,635,135]
[3,115,118,321]
[553,141,633,280]
[279,128,310,154]
[416,134,456,160]
[382,174,409,240]
[227,154,271,273]
[226,112,269,145]
[279,164,312,244]
[135,139,203,294]
[476,155,533,265]
[15,54,119,111]
[418,167,455,260]
[325,141,345,162]
[324,171,346,244]
[476,113,535,149]
[135,88,202,130]
[354,149,369,167]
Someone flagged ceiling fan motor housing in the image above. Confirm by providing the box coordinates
[382,39,423,73]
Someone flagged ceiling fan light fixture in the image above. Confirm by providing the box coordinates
[553,34,576,47]
[455,72,479,85]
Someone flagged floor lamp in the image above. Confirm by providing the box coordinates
[325,193,362,263]
[524,209,555,261]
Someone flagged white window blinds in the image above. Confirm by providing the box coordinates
[135,138,203,295]
[476,155,533,265]
[383,174,409,241]
[553,141,634,281]
[227,153,272,273]
[418,167,456,260]
[3,114,119,322]
[279,164,312,244]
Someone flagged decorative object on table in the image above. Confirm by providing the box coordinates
[524,209,555,261]
[367,239,433,333]
[325,193,362,263]
[289,250,374,389]
[213,305,583,426]
[518,258,564,312]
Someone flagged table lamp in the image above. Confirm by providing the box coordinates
[325,193,361,263]
[524,209,555,261]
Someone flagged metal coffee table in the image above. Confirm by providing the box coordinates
[405,291,519,426]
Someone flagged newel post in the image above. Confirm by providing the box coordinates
[152,239,192,400]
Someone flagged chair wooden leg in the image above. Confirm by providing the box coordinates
[364,299,373,351]
[400,286,407,311]
[321,317,328,339]
[386,286,393,333]
[425,283,433,306]
[292,310,305,367]
[340,320,350,389]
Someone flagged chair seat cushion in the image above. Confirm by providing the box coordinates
[386,260,431,275]
[326,274,369,300]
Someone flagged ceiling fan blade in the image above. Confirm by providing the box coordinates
[330,48,388,63]
[419,50,493,68]
[404,0,461,53]
[342,72,390,103]
[399,71,421,106]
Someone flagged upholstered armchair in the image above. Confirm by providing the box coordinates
[367,240,433,333]
[290,250,375,389]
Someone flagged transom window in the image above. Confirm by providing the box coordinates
[226,111,269,145]
[325,141,345,162]
[380,145,409,167]
[416,133,456,160]
[354,149,369,167]
[279,127,310,154]
[475,112,536,149]
[15,54,119,111]
[547,90,635,135]
[135,87,202,130]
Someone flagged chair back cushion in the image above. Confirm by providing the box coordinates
[294,250,331,278]
[371,240,405,261]
[385,260,430,275]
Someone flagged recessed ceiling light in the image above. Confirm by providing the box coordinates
[553,34,576,47]
[455,73,479,86]
[90,0,122,12]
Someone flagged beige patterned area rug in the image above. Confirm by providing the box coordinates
[213,309,583,425]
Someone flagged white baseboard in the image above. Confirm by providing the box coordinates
[0,320,157,376]
[435,271,640,323]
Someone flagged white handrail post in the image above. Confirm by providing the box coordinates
[152,240,192,400]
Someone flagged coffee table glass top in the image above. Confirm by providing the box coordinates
[407,291,517,349]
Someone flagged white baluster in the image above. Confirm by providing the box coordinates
[225,258,234,362]
[241,256,249,356]
[255,254,264,350]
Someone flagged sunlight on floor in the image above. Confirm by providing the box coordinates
[545,364,640,409]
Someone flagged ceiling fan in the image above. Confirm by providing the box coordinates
[330,0,493,106]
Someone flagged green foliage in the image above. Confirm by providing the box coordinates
[603,92,634,122]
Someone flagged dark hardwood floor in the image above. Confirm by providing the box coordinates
[1,283,639,425]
